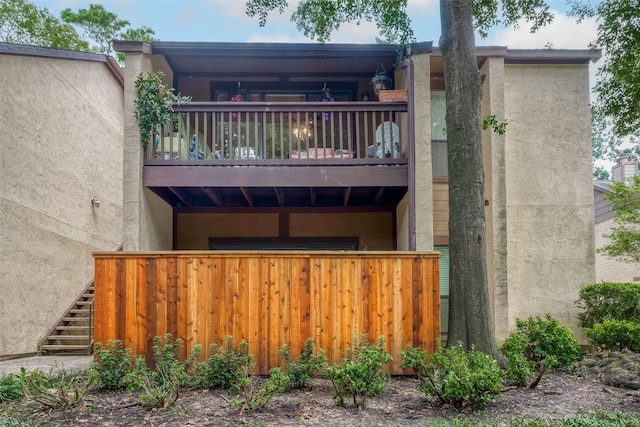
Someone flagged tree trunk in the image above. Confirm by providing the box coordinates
[439,0,499,359]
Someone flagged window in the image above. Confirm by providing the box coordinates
[431,91,448,177]
[435,245,449,334]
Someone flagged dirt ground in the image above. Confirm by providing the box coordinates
[2,357,640,426]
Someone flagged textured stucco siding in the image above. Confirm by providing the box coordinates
[0,53,124,357]
[122,52,173,251]
[503,64,595,342]
[595,219,640,283]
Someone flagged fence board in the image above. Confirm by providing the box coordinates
[94,251,439,375]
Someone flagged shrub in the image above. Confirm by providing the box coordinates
[0,373,23,402]
[230,367,290,413]
[89,340,132,390]
[585,319,640,352]
[18,367,90,410]
[197,336,254,393]
[127,334,200,409]
[505,314,583,371]
[577,282,640,328]
[279,338,328,390]
[325,335,392,408]
[402,343,503,410]
[499,331,537,386]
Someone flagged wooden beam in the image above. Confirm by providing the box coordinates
[240,187,254,207]
[202,187,222,207]
[343,187,351,207]
[168,187,190,206]
[274,188,285,207]
[374,187,384,205]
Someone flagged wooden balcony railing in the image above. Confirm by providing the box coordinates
[145,101,409,165]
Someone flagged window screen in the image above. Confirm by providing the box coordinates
[435,245,449,334]
[431,92,448,177]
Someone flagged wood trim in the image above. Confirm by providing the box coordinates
[433,236,449,246]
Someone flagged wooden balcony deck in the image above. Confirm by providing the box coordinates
[143,101,413,208]
[93,251,439,375]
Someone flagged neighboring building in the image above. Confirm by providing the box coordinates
[0,39,600,359]
[0,44,124,358]
[594,156,640,284]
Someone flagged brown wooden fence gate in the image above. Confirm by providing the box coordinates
[93,251,440,374]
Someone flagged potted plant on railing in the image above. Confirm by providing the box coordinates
[134,71,191,148]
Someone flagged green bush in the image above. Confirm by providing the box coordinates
[504,314,583,373]
[585,318,640,352]
[230,367,290,413]
[89,340,133,390]
[196,336,254,393]
[127,334,200,409]
[325,335,392,408]
[577,282,640,328]
[279,338,328,390]
[18,367,90,410]
[401,343,503,410]
[499,331,537,386]
[0,373,23,402]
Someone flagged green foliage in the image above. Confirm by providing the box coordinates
[0,417,39,427]
[504,314,583,373]
[401,343,503,410]
[0,0,89,50]
[0,373,23,402]
[230,367,290,413]
[590,107,638,180]
[325,335,392,408]
[134,71,191,148]
[126,334,200,409]
[499,331,536,386]
[279,337,328,389]
[598,176,640,263]
[577,282,640,328]
[246,0,415,45]
[585,319,640,352]
[570,0,640,138]
[18,367,90,410]
[473,0,554,38]
[481,114,508,135]
[89,340,132,390]
[197,336,254,393]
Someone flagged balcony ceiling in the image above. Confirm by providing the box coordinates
[150,41,419,79]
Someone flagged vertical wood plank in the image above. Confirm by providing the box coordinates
[145,258,157,364]
[115,258,126,344]
[124,258,137,352]
[93,258,106,345]
[166,257,178,340]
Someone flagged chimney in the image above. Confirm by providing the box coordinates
[611,153,638,184]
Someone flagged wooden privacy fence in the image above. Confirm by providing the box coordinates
[93,251,440,374]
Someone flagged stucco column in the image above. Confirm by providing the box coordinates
[480,57,509,342]
[411,53,434,251]
[120,42,175,251]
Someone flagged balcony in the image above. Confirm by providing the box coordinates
[143,100,412,209]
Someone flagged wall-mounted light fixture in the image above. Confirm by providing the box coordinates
[91,198,100,208]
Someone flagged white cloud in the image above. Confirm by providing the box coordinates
[488,9,597,49]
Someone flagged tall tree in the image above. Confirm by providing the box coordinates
[245,0,554,359]
[570,0,640,138]
[591,106,639,180]
[0,0,88,50]
[598,176,640,262]
[60,3,155,56]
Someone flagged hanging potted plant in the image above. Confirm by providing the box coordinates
[369,64,393,100]
[134,71,191,148]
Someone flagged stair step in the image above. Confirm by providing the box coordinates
[70,308,90,314]
[48,335,91,341]
[63,317,90,322]
[82,294,94,299]
[76,300,93,306]
[56,325,91,331]
[42,345,91,351]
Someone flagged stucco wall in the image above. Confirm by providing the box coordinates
[503,64,595,342]
[122,50,173,251]
[595,219,640,283]
[0,50,124,357]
